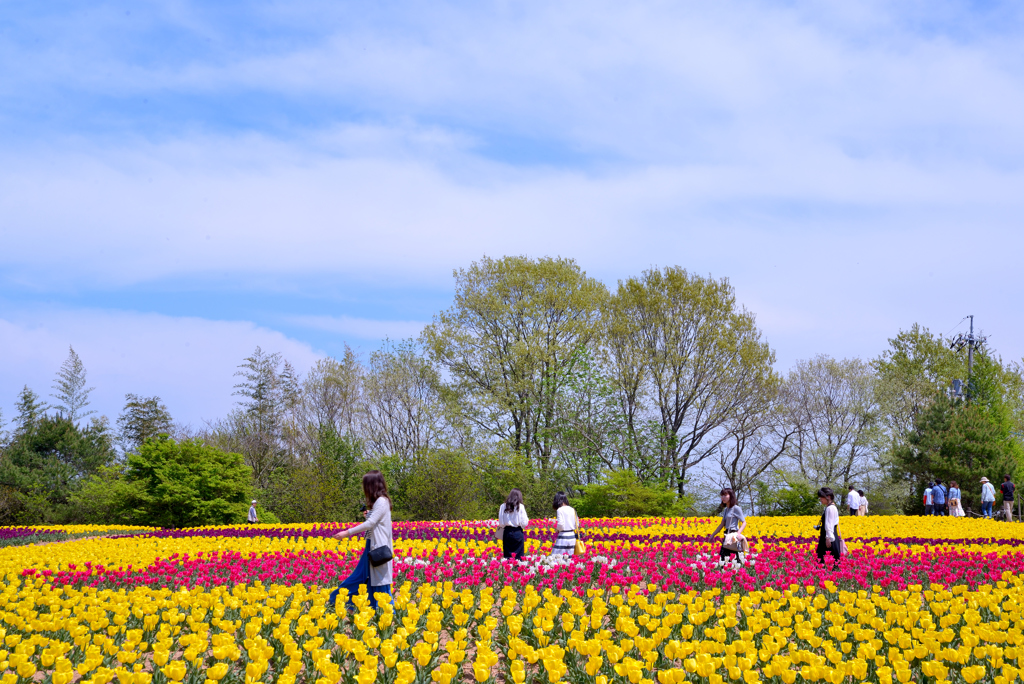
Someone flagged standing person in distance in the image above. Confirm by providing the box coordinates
[948,481,962,517]
[1002,475,1016,522]
[498,488,530,560]
[248,500,259,524]
[550,492,578,556]
[857,490,868,517]
[932,480,947,516]
[329,471,394,610]
[815,487,843,565]
[707,488,747,563]
[980,477,996,519]
[924,483,934,516]
[846,486,860,516]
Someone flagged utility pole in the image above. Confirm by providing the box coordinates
[967,315,975,378]
[950,315,987,400]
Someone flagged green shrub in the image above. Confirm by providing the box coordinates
[120,436,252,528]
[572,470,692,518]
[756,479,820,517]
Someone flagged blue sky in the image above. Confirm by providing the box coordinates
[2,0,1023,428]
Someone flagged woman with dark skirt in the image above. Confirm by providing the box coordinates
[497,488,530,560]
[816,487,842,565]
[707,488,747,562]
[328,470,394,611]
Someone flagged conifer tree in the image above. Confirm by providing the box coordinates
[50,346,95,424]
[13,386,48,435]
[117,394,174,454]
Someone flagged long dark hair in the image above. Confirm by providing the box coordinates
[553,491,569,510]
[817,487,835,503]
[719,488,737,509]
[362,470,391,509]
[505,488,523,515]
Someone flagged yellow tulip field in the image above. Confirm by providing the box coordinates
[2,516,1023,684]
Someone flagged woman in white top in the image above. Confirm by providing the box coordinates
[551,491,578,556]
[497,488,530,559]
[329,470,394,610]
[815,487,842,565]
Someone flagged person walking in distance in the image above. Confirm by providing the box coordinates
[931,480,946,516]
[846,486,860,516]
[815,487,843,565]
[550,492,578,556]
[948,481,963,517]
[1002,475,1016,522]
[980,477,996,519]
[497,488,530,560]
[857,490,868,516]
[924,483,934,516]
[708,488,747,563]
[248,500,259,524]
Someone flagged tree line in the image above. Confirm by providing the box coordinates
[2,256,1022,526]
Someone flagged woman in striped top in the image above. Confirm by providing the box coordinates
[550,491,577,556]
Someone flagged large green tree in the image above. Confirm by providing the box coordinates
[873,324,965,455]
[363,339,452,464]
[779,355,882,491]
[893,394,1022,512]
[422,256,609,474]
[875,325,1024,511]
[264,424,365,523]
[0,413,114,511]
[604,267,777,494]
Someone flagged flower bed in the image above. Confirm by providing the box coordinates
[1,517,1023,684]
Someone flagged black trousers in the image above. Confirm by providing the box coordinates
[503,526,525,560]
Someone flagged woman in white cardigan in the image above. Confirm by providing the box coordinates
[498,488,530,559]
[329,471,394,610]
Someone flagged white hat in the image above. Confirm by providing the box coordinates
[980,477,990,483]
[251,500,257,504]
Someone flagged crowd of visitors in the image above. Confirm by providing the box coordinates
[924,476,1015,519]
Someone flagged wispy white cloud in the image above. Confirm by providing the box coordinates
[286,314,426,341]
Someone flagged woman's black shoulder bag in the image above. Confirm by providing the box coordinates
[369,542,393,567]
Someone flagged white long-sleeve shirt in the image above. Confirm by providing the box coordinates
[982,482,996,502]
[555,505,577,532]
[824,504,839,542]
[846,490,860,509]
[497,504,530,528]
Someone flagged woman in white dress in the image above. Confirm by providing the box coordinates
[550,491,577,556]
[497,488,530,559]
